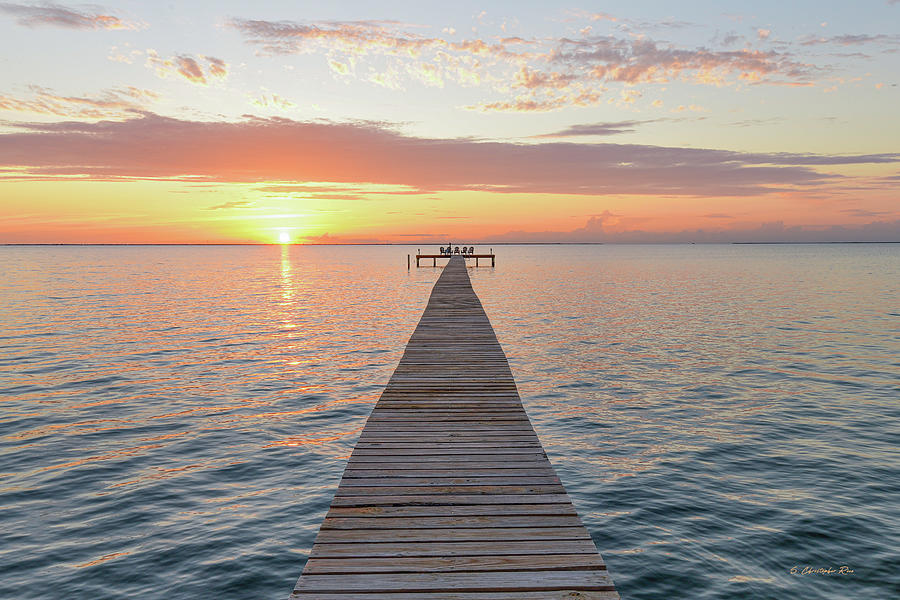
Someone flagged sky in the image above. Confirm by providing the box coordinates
[0,0,898,244]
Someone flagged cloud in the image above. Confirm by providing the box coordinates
[533,120,654,137]
[470,98,568,112]
[840,208,894,217]
[206,56,227,78]
[2,114,897,198]
[552,37,813,86]
[146,51,229,85]
[228,18,445,57]
[512,65,577,90]
[0,86,158,119]
[328,59,350,75]
[205,200,255,210]
[229,17,821,112]
[491,216,900,243]
[0,2,136,30]
[250,92,296,110]
[257,183,424,197]
[801,33,900,46]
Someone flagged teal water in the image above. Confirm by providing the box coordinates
[1,244,897,599]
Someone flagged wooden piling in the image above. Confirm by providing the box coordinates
[289,255,618,599]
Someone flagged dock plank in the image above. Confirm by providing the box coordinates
[326,504,578,517]
[289,256,618,599]
[293,571,615,593]
[303,554,607,574]
[308,539,602,559]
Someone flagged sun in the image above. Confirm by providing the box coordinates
[278,231,291,244]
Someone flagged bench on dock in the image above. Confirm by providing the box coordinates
[289,255,618,599]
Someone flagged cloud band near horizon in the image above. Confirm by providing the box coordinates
[1,113,897,197]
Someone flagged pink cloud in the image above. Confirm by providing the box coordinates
[0,2,136,30]
[205,56,228,79]
[2,114,897,198]
[0,86,158,119]
[146,52,229,85]
[533,120,657,138]
[554,37,811,85]
[229,18,445,57]
[230,17,820,112]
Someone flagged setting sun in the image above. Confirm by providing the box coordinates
[278,231,291,244]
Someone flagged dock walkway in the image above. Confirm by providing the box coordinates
[291,255,618,599]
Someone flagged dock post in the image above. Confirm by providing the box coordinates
[407,254,410,270]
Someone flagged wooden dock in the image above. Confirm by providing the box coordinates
[414,253,495,267]
[290,255,618,599]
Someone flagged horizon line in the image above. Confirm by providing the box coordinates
[3,241,898,247]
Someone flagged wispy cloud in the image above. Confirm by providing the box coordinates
[533,120,655,137]
[550,37,811,86]
[250,92,296,110]
[205,200,255,210]
[2,114,897,197]
[146,51,229,85]
[840,208,893,217]
[0,86,158,119]
[0,2,138,30]
[228,16,821,112]
[492,216,900,243]
[228,18,445,56]
[801,33,900,46]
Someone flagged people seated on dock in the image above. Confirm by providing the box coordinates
[468,246,474,254]
[454,246,460,254]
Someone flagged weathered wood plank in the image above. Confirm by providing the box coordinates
[328,494,575,507]
[293,570,615,593]
[291,592,620,600]
[336,476,562,487]
[347,454,548,463]
[326,504,578,517]
[345,461,552,470]
[353,442,544,449]
[340,469,558,478]
[313,526,594,543]
[320,515,586,529]
[308,539,603,559]
[303,554,606,574]
[333,485,568,496]
[350,448,547,456]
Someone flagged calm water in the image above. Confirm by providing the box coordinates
[1,244,897,600]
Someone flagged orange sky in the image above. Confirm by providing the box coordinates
[1,2,898,243]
